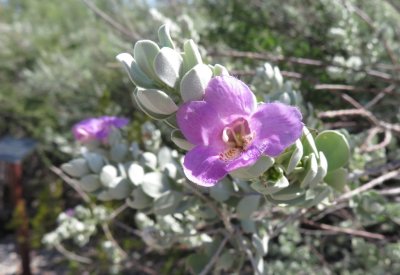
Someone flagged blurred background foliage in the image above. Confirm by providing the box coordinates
[0,0,399,274]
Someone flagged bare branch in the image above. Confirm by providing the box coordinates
[82,0,140,41]
[334,168,400,203]
[199,233,231,275]
[181,179,234,233]
[50,166,91,204]
[302,219,385,240]
[54,242,92,264]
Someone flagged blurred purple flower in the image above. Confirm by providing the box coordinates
[72,116,129,142]
[177,76,303,186]
[65,208,75,217]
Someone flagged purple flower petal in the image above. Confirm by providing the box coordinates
[250,103,303,156]
[72,116,129,142]
[106,117,129,128]
[182,145,227,186]
[224,145,263,172]
[204,76,257,123]
[176,101,225,148]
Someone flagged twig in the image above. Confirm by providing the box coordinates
[310,202,348,222]
[378,187,400,196]
[181,179,234,233]
[349,159,400,182]
[54,242,92,264]
[236,233,262,275]
[231,69,303,79]
[323,121,362,129]
[308,244,331,270]
[302,219,385,240]
[318,109,365,118]
[299,228,339,236]
[341,93,400,133]
[108,202,128,221]
[209,49,397,83]
[318,94,400,135]
[101,223,128,258]
[270,209,306,238]
[199,233,231,275]
[314,84,381,93]
[334,168,400,203]
[361,129,392,153]
[82,0,140,41]
[113,220,142,237]
[364,84,395,109]
[50,166,91,203]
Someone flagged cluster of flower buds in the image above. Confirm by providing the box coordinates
[43,205,108,247]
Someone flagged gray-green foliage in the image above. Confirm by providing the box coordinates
[37,0,400,273]
[43,205,108,247]
[56,25,353,274]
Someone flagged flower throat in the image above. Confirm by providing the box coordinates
[219,118,255,161]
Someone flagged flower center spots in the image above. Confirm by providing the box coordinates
[219,118,255,161]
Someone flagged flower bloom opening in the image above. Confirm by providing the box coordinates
[219,118,255,161]
[72,116,129,142]
[177,76,303,187]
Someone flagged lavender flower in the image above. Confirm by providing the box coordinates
[72,116,129,142]
[65,208,75,217]
[177,76,303,186]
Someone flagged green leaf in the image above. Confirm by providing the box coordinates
[153,47,182,88]
[270,184,304,201]
[216,250,235,271]
[158,24,175,49]
[110,143,128,162]
[309,151,328,188]
[324,168,348,191]
[83,152,104,174]
[286,140,303,173]
[300,153,318,188]
[241,219,256,233]
[186,253,208,274]
[116,53,156,89]
[251,175,289,195]
[213,64,229,76]
[229,156,274,180]
[171,130,194,151]
[141,172,170,198]
[108,177,132,200]
[136,89,178,115]
[302,127,319,158]
[315,130,350,171]
[237,195,261,219]
[139,152,158,170]
[210,178,234,202]
[61,158,89,178]
[133,89,171,120]
[265,193,306,206]
[153,190,182,215]
[79,174,101,192]
[180,64,212,102]
[127,163,145,186]
[126,187,153,209]
[157,146,172,169]
[133,40,160,81]
[97,190,113,201]
[252,233,269,256]
[182,39,203,74]
[303,186,331,207]
[100,165,118,187]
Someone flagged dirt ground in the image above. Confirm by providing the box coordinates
[0,235,67,275]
